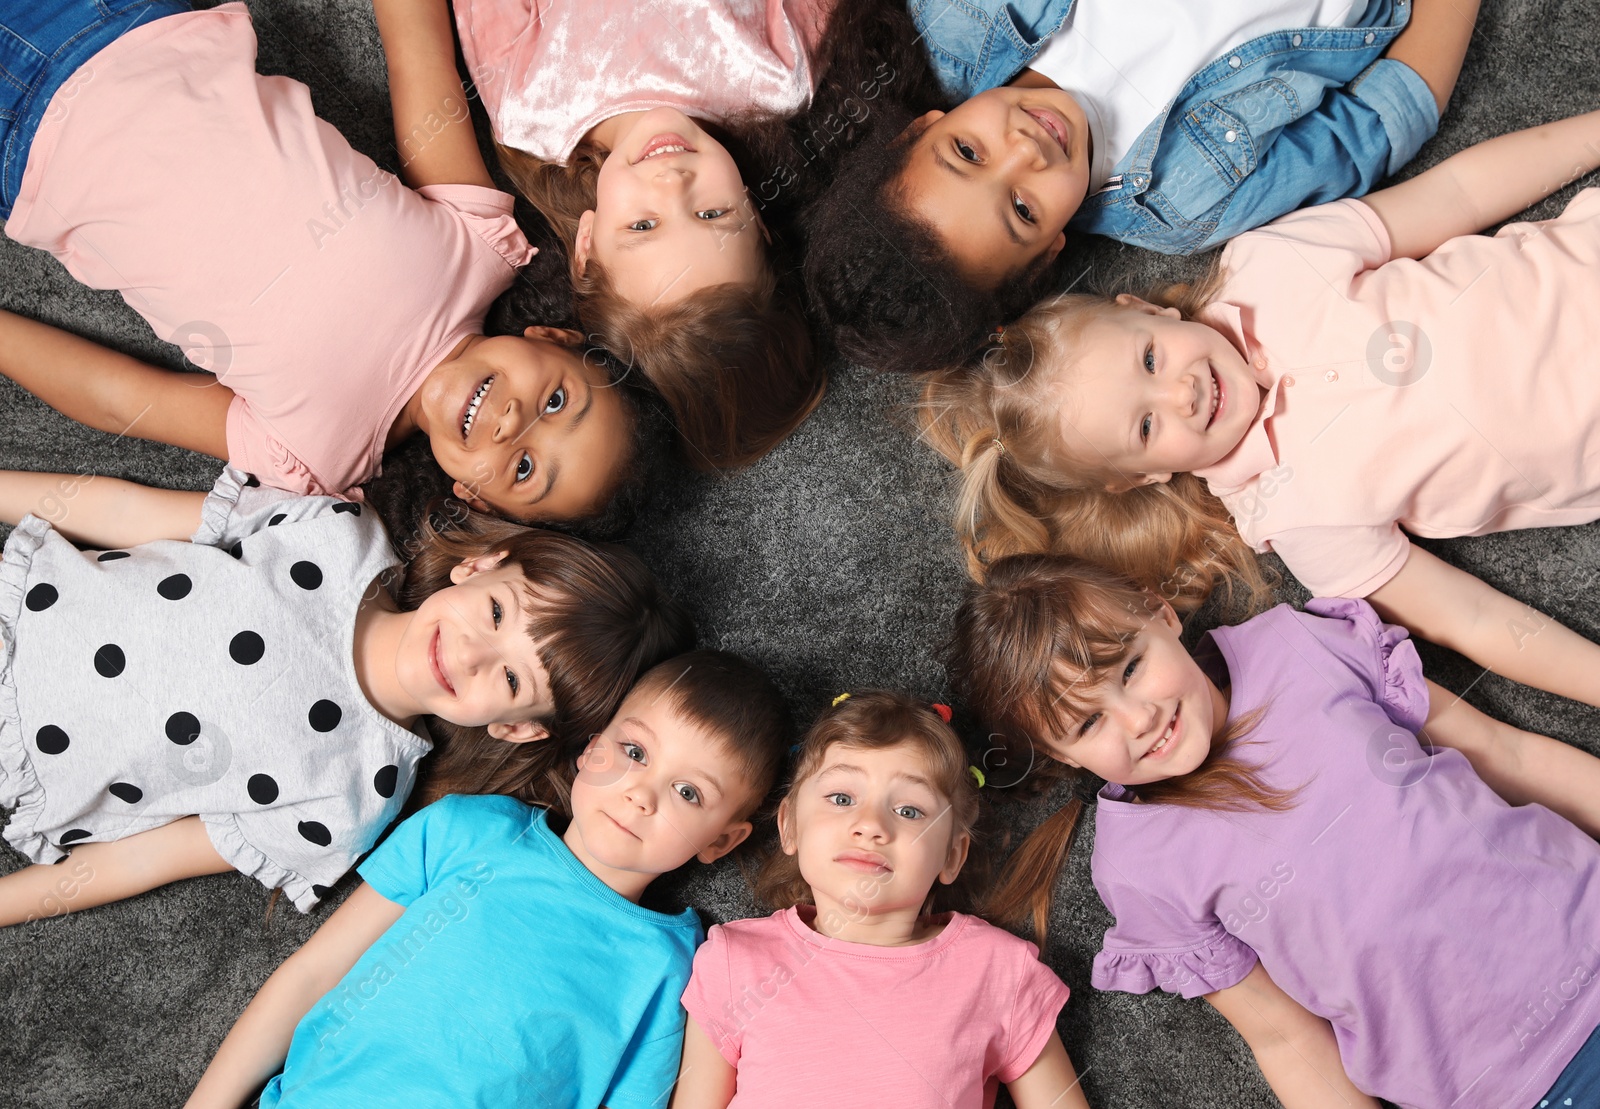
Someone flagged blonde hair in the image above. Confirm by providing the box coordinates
[918,271,1271,615]
[754,691,980,914]
[496,144,823,471]
[947,554,1294,942]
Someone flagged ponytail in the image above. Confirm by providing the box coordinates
[985,791,1085,945]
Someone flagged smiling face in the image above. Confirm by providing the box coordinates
[563,687,755,901]
[393,553,554,740]
[1041,602,1229,787]
[895,87,1089,286]
[413,327,630,523]
[1048,296,1261,489]
[780,742,969,925]
[577,108,767,307]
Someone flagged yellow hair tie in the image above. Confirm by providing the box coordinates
[831,692,852,707]
[968,766,986,789]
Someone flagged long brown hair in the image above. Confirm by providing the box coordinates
[400,502,694,808]
[918,273,1272,616]
[495,146,823,472]
[754,691,980,914]
[947,554,1295,942]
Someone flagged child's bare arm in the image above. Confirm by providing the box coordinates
[0,470,206,547]
[1206,964,1380,1108]
[1368,544,1600,714]
[0,816,232,927]
[186,883,405,1109]
[1361,109,1600,259]
[1006,1031,1091,1109]
[0,309,231,458]
[1384,0,1480,115]
[1421,679,1600,836]
[370,0,496,190]
[668,1017,737,1109]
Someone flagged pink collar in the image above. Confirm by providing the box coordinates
[1192,301,1286,492]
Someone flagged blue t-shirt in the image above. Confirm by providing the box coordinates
[259,795,704,1108]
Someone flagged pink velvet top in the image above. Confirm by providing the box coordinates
[454,0,834,163]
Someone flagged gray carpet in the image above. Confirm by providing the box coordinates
[2,2,1599,1106]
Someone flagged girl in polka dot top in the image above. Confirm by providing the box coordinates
[0,465,692,923]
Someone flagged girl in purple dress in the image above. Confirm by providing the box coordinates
[949,553,1600,1109]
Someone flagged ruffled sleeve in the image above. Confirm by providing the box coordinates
[1302,597,1430,733]
[190,466,360,550]
[416,183,535,271]
[1090,848,1257,1000]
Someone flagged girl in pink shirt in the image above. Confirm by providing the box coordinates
[924,106,1600,718]
[948,553,1600,1109]
[0,1,638,530]
[674,690,1089,1109]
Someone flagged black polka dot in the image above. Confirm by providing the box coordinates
[297,821,332,847]
[308,700,342,732]
[243,473,260,487]
[24,584,57,612]
[165,711,201,746]
[96,550,131,562]
[228,541,244,560]
[247,774,279,805]
[268,513,286,527]
[373,764,399,799]
[59,829,91,845]
[108,782,143,804]
[94,644,126,678]
[35,725,69,755]
[290,561,323,590]
[332,502,361,516]
[312,884,333,900]
[229,631,265,665]
[157,574,193,601]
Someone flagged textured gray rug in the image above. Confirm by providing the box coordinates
[2,2,1598,1106]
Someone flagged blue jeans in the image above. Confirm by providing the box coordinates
[1536,1022,1600,1107]
[0,0,189,216]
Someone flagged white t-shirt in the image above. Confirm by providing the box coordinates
[1030,1,1370,188]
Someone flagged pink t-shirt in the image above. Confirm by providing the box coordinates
[4,5,534,498]
[680,907,1069,1108]
[455,0,834,164]
[1194,191,1600,597]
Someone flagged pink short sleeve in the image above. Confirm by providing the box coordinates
[1263,524,1411,599]
[680,924,741,1066]
[226,396,342,498]
[1221,198,1393,293]
[414,184,535,270]
[996,950,1071,1083]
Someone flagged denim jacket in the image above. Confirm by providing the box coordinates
[907,0,1439,254]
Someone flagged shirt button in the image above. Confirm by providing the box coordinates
[1291,33,1303,46]
[1324,369,1339,382]
[1365,31,1376,44]
[1229,55,1242,68]
[1224,129,1237,143]
[1283,375,1296,387]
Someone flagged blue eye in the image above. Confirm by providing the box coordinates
[1140,415,1152,443]
[505,667,519,696]
[1124,655,1141,682]
[1144,346,1156,373]
[676,783,702,804]
[1078,712,1101,736]
[491,598,502,628]
[514,453,533,483]
[621,742,645,763]
[825,791,852,807]
[894,805,924,820]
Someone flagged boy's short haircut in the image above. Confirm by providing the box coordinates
[630,649,791,818]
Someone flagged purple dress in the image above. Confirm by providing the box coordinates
[1089,599,1600,1109]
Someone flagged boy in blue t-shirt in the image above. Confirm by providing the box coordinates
[187,650,791,1109]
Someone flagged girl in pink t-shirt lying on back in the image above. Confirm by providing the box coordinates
[924,107,1600,716]
[673,691,1090,1109]
[0,0,636,529]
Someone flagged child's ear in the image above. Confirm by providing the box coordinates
[522,326,584,347]
[1103,472,1172,493]
[894,110,944,147]
[1113,293,1181,319]
[573,211,595,279]
[1043,230,1067,265]
[937,830,971,886]
[696,820,752,865]
[777,796,798,857]
[450,481,492,514]
[448,549,509,584]
[487,720,550,743]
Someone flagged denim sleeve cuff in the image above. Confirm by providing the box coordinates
[1349,56,1441,176]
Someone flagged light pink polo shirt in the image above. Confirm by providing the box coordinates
[455,0,833,164]
[5,5,534,497]
[1194,192,1600,597]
